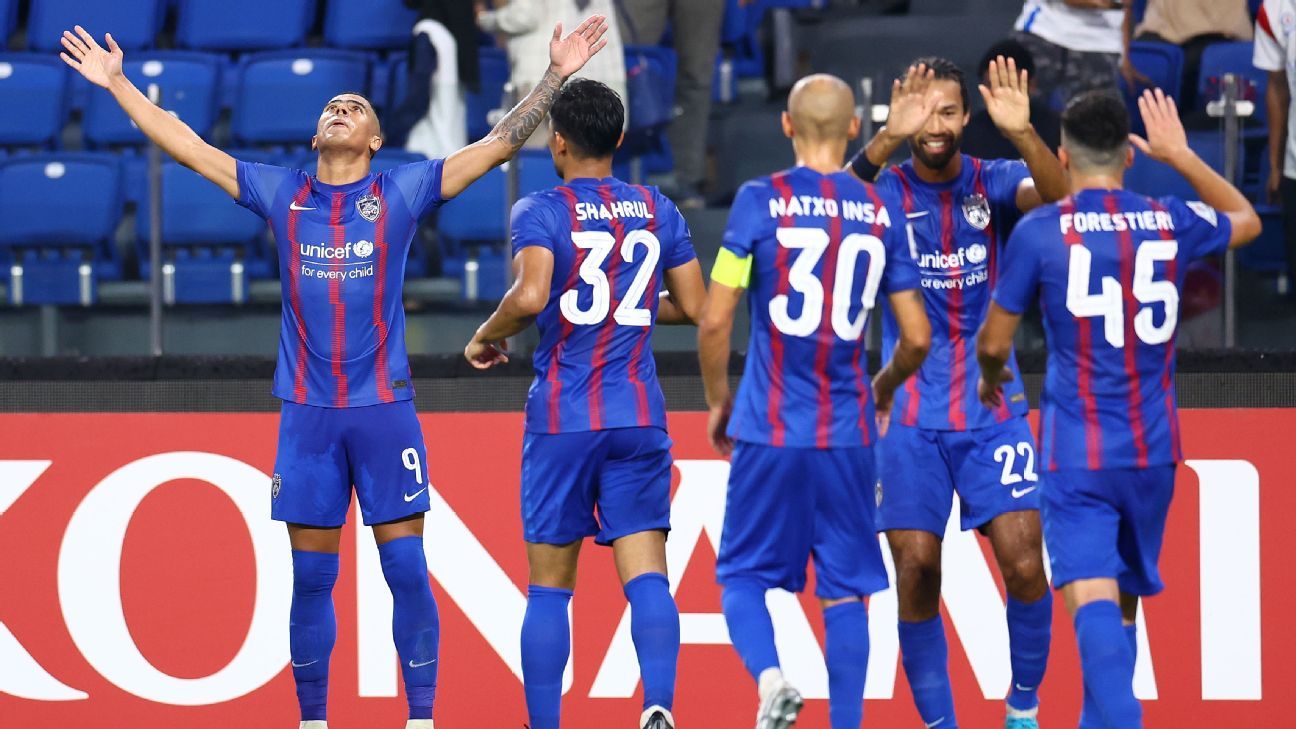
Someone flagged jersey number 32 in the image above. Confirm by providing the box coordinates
[560,230,661,327]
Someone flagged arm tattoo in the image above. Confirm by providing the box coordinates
[491,69,564,152]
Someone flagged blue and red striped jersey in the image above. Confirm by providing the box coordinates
[722,167,920,449]
[993,189,1232,471]
[236,159,446,407]
[876,155,1031,430]
[514,177,697,434]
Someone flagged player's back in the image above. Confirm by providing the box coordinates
[1001,188,1233,470]
[514,176,696,434]
[723,166,918,449]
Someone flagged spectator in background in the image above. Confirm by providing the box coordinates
[389,1,481,158]
[962,38,1062,160]
[618,0,726,209]
[1255,0,1296,301]
[1124,0,1253,110]
[476,0,626,147]
[1011,0,1123,110]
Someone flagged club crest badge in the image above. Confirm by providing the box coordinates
[357,194,382,222]
[962,193,991,230]
[271,473,282,499]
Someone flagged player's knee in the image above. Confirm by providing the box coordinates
[1000,552,1046,597]
[893,548,942,591]
[292,551,340,597]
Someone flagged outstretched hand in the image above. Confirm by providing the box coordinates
[549,15,610,79]
[59,25,122,89]
[1128,88,1190,165]
[979,55,1032,138]
[883,63,941,141]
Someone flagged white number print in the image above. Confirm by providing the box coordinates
[401,448,423,486]
[559,230,662,327]
[994,442,1039,486]
[769,227,887,341]
[1066,240,1179,348]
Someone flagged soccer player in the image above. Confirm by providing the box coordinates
[463,79,706,729]
[845,56,1067,729]
[699,74,932,729]
[59,18,609,729]
[977,89,1259,729]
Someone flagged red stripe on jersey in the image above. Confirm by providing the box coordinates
[589,184,628,430]
[1106,194,1150,467]
[892,168,922,427]
[328,192,348,407]
[768,172,796,446]
[940,190,967,430]
[814,177,843,448]
[858,184,896,444]
[629,185,657,426]
[369,181,394,403]
[1149,201,1182,460]
[548,186,584,433]
[1258,4,1276,40]
[287,181,312,403]
[1062,198,1103,469]
[972,159,1012,423]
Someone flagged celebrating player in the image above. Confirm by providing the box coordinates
[977,89,1259,729]
[59,17,608,729]
[699,74,931,729]
[464,79,706,729]
[846,56,1067,729]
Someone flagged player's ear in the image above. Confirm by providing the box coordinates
[370,135,383,157]
[847,116,861,142]
[1124,144,1134,169]
[554,130,568,157]
[1057,145,1071,172]
[781,111,794,140]
[616,130,625,151]
[310,135,318,151]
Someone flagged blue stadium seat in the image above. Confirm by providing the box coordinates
[467,47,510,141]
[0,154,123,305]
[0,0,16,42]
[83,51,222,146]
[518,149,562,196]
[0,54,67,147]
[1198,41,1266,126]
[136,163,269,302]
[1238,205,1285,273]
[1119,41,1184,133]
[176,0,316,51]
[1126,131,1225,200]
[372,52,405,110]
[232,50,371,145]
[437,166,506,244]
[324,0,418,51]
[27,0,162,52]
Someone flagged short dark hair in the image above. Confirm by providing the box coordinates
[1061,91,1130,169]
[911,56,969,113]
[978,38,1035,80]
[550,78,624,159]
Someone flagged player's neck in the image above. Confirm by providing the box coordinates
[1068,171,1125,195]
[792,140,847,175]
[561,159,614,183]
[315,151,372,186]
[910,152,962,184]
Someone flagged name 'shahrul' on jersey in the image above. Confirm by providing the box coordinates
[574,200,655,222]
[1060,209,1176,234]
[768,195,893,225]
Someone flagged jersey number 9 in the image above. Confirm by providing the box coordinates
[560,230,661,327]
[770,227,887,341]
[1066,240,1178,348]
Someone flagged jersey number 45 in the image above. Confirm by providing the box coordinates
[1067,241,1178,348]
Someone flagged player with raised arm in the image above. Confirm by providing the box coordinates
[977,89,1259,729]
[845,56,1067,729]
[58,18,608,729]
[699,74,931,729]
[463,78,706,729]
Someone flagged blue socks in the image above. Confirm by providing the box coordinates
[721,579,781,681]
[824,601,870,729]
[1006,592,1052,711]
[898,616,958,728]
[522,585,573,729]
[377,536,440,721]
[624,573,680,711]
[1074,601,1141,729]
[290,550,339,722]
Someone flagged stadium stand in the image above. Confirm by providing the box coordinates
[323,0,419,51]
[82,51,223,147]
[175,0,316,51]
[0,53,66,147]
[26,0,162,52]
[231,49,371,145]
[1120,40,1184,136]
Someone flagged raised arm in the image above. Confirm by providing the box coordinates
[441,16,609,199]
[1130,89,1262,247]
[978,56,1068,209]
[59,26,237,198]
[846,63,939,181]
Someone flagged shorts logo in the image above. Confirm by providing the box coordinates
[357,193,382,222]
[962,193,991,230]
[271,473,282,499]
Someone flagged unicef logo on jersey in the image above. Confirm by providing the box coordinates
[966,243,988,265]
[354,240,374,258]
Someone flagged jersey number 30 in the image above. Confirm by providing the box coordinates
[1066,240,1178,348]
[770,227,886,340]
[560,230,661,327]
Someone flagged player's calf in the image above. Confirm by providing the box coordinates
[377,536,440,723]
[290,550,339,725]
[624,573,680,717]
[822,598,869,729]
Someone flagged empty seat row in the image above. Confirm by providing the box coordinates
[1121,40,1267,133]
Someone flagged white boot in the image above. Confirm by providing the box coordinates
[405,720,434,729]
[300,722,328,729]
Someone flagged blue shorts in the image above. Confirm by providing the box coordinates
[1042,465,1176,595]
[716,442,889,600]
[876,417,1040,536]
[271,400,431,527]
[520,427,673,546]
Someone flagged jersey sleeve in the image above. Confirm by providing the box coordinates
[879,204,920,294]
[387,158,447,220]
[509,194,558,257]
[713,181,766,288]
[1164,196,1234,259]
[985,158,1031,209]
[658,195,699,269]
[235,161,298,219]
[992,217,1044,314]
[1255,1,1286,72]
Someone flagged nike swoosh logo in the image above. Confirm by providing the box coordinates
[1015,683,1035,692]
[289,202,316,211]
[404,487,428,503]
[1011,485,1038,499]
[291,659,318,668]
[925,718,946,728]
[906,211,930,219]
[408,658,437,668]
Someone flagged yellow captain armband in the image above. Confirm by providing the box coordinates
[711,248,753,289]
